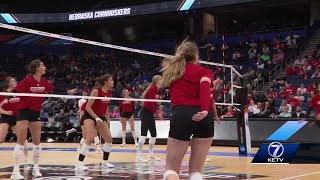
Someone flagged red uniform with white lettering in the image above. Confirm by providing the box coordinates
[0,95,20,117]
[119,100,135,113]
[170,63,213,111]
[15,75,54,111]
[310,94,320,115]
[90,88,112,116]
[143,84,161,113]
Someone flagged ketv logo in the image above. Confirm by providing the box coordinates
[252,142,299,164]
[267,142,284,163]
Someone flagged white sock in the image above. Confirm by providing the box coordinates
[137,136,146,154]
[122,131,126,144]
[189,172,203,180]
[78,143,89,164]
[132,131,137,144]
[13,144,24,172]
[149,137,156,155]
[33,144,41,168]
[23,140,28,160]
[80,138,85,145]
[94,136,100,146]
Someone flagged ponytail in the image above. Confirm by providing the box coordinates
[141,75,161,99]
[162,40,199,87]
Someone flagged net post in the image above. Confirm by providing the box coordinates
[235,86,251,155]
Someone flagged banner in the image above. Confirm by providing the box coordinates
[0,0,260,24]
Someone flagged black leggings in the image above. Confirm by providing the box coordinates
[140,107,157,137]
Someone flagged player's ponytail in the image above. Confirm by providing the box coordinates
[162,40,199,87]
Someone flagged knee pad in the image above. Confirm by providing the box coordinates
[149,137,156,145]
[138,136,146,144]
[102,143,112,152]
[189,172,203,180]
[33,145,42,157]
[163,170,179,180]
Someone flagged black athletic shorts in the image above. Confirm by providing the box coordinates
[0,115,16,128]
[140,107,157,137]
[17,109,41,122]
[80,111,107,126]
[169,106,214,141]
[121,112,133,119]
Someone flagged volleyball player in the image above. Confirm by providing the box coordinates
[162,41,214,180]
[307,90,320,126]
[205,78,222,162]
[11,60,54,179]
[0,77,28,162]
[119,89,138,147]
[136,75,162,163]
[75,74,114,171]
[78,101,103,153]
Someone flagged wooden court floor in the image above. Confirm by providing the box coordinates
[0,143,319,180]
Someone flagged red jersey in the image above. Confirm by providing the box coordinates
[143,84,161,113]
[0,95,20,117]
[81,102,86,111]
[307,86,316,93]
[170,63,213,111]
[283,87,296,97]
[310,94,320,114]
[119,100,135,113]
[287,97,300,108]
[15,75,54,111]
[90,88,112,116]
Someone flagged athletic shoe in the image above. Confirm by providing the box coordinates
[205,157,211,162]
[135,143,138,147]
[148,155,161,161]
[135,156,148,163]
[96,146,103,154]
[101,162,114,169]
[75,164,89,171]
[32,168,42,178]
[10,171,24,180]
[120,143,126,147]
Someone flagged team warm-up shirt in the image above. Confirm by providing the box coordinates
[0,94,20,117]
[119,100,135,113]
[143,84,161,113]
[170,63,213,111]
[90,88,112,116]
[15,75,54,111]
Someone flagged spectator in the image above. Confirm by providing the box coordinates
[307,91,315,102]
[221,42,229,51]
[262,43,270,54]
[311,68,320,79]
[260,101,275,118]
[273,49,285,65]
[257,59,265,70]
[265,88,278,99]
[222,106,235,118]
[283,82,297,97]
[126,84,134,93]
[307,82,317,93]
[232,50,241,62]
[78,91,88,109]
[261,52,271,63]
[248,100,257,113]
[292,106,306,118]
[284,34,299,49]
[248,46,257,59]
[278,107,292,118]
[297,83,307,95]
[252,102,263,117]
[110,106,121,118]
[55,109,69,122]
[40,109,49,122]
[293,57,305,66]
[42,97,57,116]
[141,80,149,90]
[155,105,166,120]
[287,93,300,108]
[294,91,305,102]
[252,91,262,103]
[279,100,292,113]
[162,89,170,100]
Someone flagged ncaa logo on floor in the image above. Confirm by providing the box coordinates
[267,142,284,163]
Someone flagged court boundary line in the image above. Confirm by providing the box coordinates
[279,171,320,180]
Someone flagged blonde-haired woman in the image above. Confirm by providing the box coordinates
[136,75,162,163]
[162,41,214,180]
